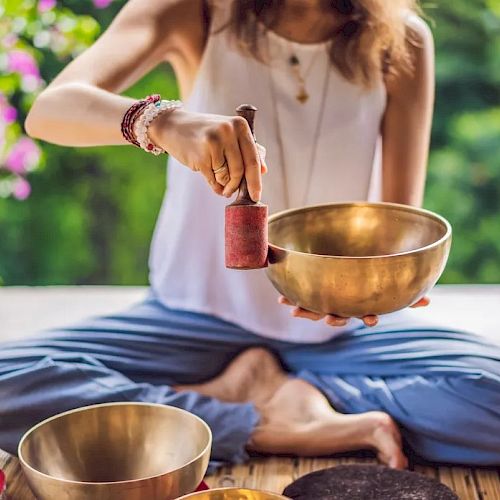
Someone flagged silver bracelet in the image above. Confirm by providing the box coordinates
[134,99,183,156]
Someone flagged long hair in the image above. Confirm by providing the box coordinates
[223,0,419,87]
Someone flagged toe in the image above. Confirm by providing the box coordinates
[370,412,407,469]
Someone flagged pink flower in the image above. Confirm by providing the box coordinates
[2,34,18,48]
[12,177,31,200]
[7,50,40,79]
[93,0,113,8]
[0,123,5,149]
[4,137,41,174]
[2,106,17,124]
[0,94,17,123]
[38,0,56,11]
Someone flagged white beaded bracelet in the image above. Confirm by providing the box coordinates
[134,99,182,156]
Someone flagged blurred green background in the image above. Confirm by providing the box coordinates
[0,0,499,286]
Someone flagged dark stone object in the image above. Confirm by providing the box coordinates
[282,465,458,500]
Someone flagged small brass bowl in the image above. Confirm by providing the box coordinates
[178,488,290,499]
[267,202,451,318]
[18,402,212,500]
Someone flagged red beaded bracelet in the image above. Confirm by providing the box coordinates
[0,468,5,500]
[121,94,161,147]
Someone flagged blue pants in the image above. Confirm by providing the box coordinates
[0,294,499,465]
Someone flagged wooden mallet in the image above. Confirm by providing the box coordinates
[225,104,268,269]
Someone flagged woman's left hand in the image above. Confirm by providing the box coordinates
[278,296,430,327]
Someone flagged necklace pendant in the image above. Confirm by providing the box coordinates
[296,88,309,103]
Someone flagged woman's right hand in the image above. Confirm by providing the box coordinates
[149,109,266,201]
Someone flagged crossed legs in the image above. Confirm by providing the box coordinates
[176,348,407,468]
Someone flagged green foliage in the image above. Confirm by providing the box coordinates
[0,67,177,284]
[425,1,500,283]
[0,1,499,285]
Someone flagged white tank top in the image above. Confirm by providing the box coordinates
[149,5,388,343]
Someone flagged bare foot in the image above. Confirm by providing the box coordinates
[175,347,289,406]
[249,379,407,469]
[176,348,406,468]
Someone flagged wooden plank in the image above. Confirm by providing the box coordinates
[439,466,485,500]
[0,451,36,500]
[250,458,295,494]
[439,467,458,494]
[451,468,480,500]
[293,457,345,482]
[205,463,240,489]
[341,457,377,465]
[2,446,497,500]
[474,469,500,499]
[295,457,379,480]
[206,458,296,493]
[412,464,439,479]
[294,457,316,479]
[0,449,10,469]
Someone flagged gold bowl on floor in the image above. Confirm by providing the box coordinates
[267,202,451,318]
[18,402,212,500]
[178,488,290,499]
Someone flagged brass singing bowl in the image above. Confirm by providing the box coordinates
[267,202,452,318]
[18,402,212,500]
[178,488,290,499]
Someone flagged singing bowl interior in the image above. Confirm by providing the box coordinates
[178,488,290,499]
[19,403,211,499]
[267,202,451,317]
[268,202,448,257]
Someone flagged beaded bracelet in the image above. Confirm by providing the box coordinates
[133,99,183,155]
[121,94,161,147]
[0,469,5,500]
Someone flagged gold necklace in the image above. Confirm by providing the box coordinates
[288,49,322,104]
[268,50,331,208]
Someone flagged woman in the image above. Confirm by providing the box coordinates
[1,0,499,468]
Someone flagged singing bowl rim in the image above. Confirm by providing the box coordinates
[177,487,290,499]
[18,402,212,487]
[268,201,452,259]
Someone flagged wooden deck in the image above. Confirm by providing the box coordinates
[2,449,498,499]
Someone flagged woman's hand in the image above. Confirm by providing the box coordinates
[278,296,430,327]
[149,109,267,201]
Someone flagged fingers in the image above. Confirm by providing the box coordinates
[362,315,378,327]
[214,161,230,187]
[198,158,223,196]
[410,296,430,308]
[278,296,324,320]
[325,315,349,327]
[256,143,268,174]
[279,295,378,329]
[221,127,245,198]
[278,296,293,306]
[219,116,262,200]
[237,118,262,201]
[292,308,324,321]
[209,143,230,187]
[280,296,346,323]
[204,117,266,199]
